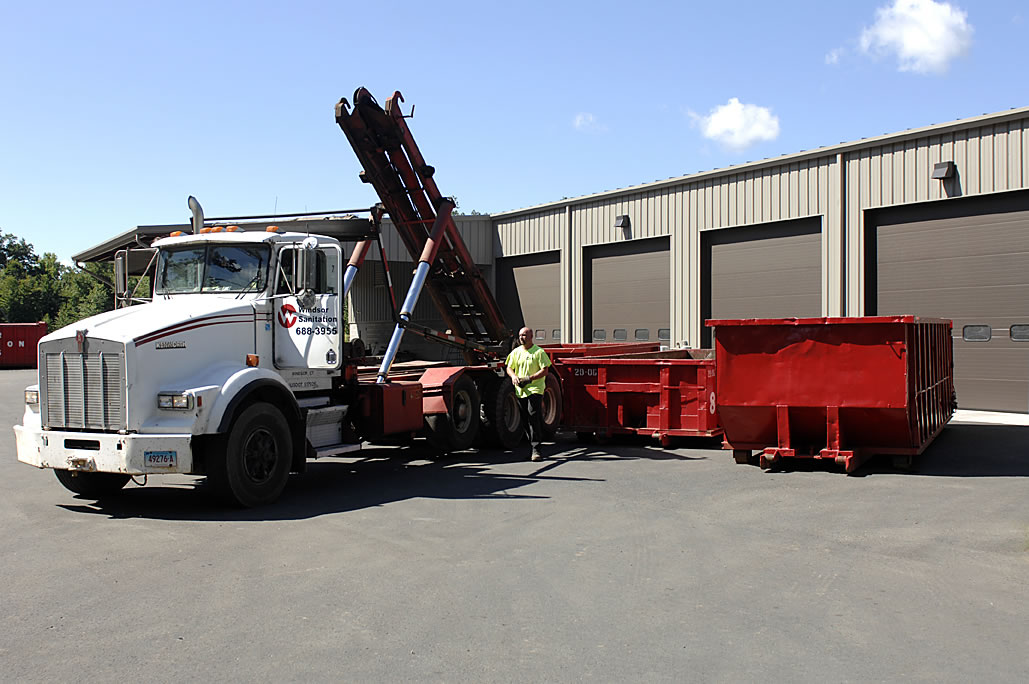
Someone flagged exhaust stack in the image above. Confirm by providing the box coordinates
[187,196,204,234]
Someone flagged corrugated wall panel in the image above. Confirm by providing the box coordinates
[1023,120,1029,183]
[496,207,564,257]
[1008,121,1023,188]
[359,216,493,265]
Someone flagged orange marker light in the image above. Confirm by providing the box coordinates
[246,354,259,367]
[169,230,184,237]
[266,225,280,233]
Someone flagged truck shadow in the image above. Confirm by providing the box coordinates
[55,434,705,521]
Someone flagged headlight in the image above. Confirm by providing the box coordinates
[158,392,193,410]
[24,389,39,406]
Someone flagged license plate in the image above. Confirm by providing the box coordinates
[144,450,177,468]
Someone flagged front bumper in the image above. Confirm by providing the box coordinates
[14,425,195,475]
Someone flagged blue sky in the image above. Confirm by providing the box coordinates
[2,0,1027,262]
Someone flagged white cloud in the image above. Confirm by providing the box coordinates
[859,0,973,74]
[691,98,780,150]
[573,112,607,132]
[825,47,844,65]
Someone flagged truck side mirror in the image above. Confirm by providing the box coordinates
[295,238,320,308]
[114,250,129,306]
[296,237,319,291]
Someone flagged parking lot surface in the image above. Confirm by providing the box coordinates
[1,368,1027,682]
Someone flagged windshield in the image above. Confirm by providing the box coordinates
[155,244,270,294]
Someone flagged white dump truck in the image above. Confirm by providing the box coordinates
[14,88,561,506]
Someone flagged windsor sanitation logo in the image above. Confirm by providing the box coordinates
[278,304,298,328]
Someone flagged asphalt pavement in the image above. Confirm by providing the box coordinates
[1,368,1027,682]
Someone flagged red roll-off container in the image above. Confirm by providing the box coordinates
[0,322,47,368]
[554,349,722,444]
[707,316,954,472]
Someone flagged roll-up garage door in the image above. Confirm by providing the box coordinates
[701,218,822,347]
[496,251,562,344]
[585,237,670,344]
[869,193,1029,413]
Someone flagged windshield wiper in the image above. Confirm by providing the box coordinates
[235,274,264,299]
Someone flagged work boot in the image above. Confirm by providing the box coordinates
[531,447,544,462]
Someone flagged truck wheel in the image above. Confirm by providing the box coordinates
[54,470,130,498]
[210,402,292,507]
[480,380,523,450]
[540,373,562,439]
[426,375,480,453]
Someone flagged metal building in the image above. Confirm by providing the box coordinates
[492,106,1029,413]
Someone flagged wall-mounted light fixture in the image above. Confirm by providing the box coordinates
[931,161,956,180]
[615,214,631,239]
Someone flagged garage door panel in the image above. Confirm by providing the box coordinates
[714,272,825,300]
[705,219,822,339]
[951,377,1028,413]
[878,214,1029,259]
[955,345,1029,376]
[712,239,822,273]
[497,252,561,343]
[713,294,823,320]
[880,286,1029,319]
[879,253,1029,290]
[873,199,1029,412]
[589,239,669,342]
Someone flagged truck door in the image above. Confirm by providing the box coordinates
[273,243,343,369]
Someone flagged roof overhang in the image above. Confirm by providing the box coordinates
[72,216,377,265]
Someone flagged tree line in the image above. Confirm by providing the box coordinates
[0,232,115,330]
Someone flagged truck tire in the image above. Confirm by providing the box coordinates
[540,373,562,439]
[53,470,130,498]
[426,375,480,453]
[480,380,524,451]
[209,402,292,507]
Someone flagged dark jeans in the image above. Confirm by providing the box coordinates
[518,393,544,449]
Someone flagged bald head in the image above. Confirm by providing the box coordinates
[518,327,534,349]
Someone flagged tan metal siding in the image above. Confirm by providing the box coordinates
[491,109,1029,354]
[495,208,564,257]
[349,216,492,265]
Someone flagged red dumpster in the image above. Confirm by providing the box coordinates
[707,316,954,473]
[0,322,47,368]
[556,349,721,445]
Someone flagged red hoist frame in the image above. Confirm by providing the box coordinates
[335,88,511,382]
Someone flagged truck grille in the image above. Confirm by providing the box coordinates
[44,352,126,430]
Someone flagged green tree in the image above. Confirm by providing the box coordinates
[52,262,115,330]
[0,231,115,327]
[0,232,64,323]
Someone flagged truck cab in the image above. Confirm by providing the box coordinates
[15,227,353,507]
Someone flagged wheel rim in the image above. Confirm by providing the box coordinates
[502,392,520,432]
[453,389,474,434]
[542,387,558,425]
[242,427,278,484]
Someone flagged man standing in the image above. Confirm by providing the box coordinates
[505,326,552,461]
